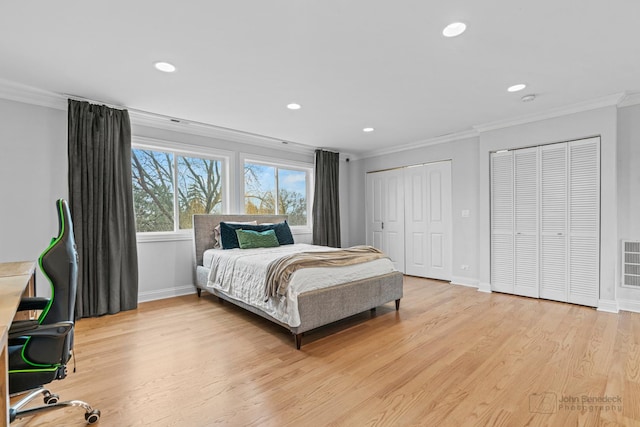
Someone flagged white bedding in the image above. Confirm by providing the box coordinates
[204,243,395,327]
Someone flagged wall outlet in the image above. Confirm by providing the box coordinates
[461,209,470,218]
[461,264,470,271]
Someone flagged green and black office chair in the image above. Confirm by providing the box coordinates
[8,199,100,424]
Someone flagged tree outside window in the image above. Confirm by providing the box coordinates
[132,148,224,232]
[177,155,223,229]
[244,162,308,226]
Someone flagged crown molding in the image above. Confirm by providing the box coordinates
[473,92,626,133]
[359,129,479,160]
[0,78,66,110]
[618,91,640,108]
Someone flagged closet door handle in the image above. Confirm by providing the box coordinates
[382,222,384,230]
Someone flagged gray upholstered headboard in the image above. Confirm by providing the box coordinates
[192,214,288,266]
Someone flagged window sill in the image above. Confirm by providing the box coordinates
[136,232,193,243]
[291,228,312,235]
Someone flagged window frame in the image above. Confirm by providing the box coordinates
[132,136,232,242]
[240,153,314,233]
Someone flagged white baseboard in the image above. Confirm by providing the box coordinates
[597,299,619,313]
[138,284,196,303]
[477,282,492,293]
[450,276,479,288]
[617,298,640,313]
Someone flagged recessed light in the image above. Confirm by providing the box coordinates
[363,127,375,133]
[507,84,527,92]
[521,94,536,102]
[442,22,467,38]
[154,61,176,73]
[287,103,301,110]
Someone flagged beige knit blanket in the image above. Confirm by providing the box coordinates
[264,245,387,300]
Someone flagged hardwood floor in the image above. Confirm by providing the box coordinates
[10,276,640,426]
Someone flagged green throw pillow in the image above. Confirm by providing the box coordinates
[235,229,280,249]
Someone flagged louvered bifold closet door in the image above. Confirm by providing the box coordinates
[491,151,514,293]
[568,137,600,306]
[513,147,539,298]
[540,143,568,302]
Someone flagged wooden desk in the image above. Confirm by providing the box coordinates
[0,261,36,427]
[0,263,35,322]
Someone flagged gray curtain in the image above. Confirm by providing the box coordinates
[312,149,341,247]
[68,99,138,318]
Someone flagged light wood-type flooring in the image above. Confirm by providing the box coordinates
[10,276,640,426]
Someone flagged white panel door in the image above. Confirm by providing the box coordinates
[540,143,568,302]
[366,173,385,251]
[404,161,452,280]
[513,147,539,298]
[490,151,514,293]
[567,137,600,307]
[384,170,405,272]
[366,169,405,272]
[404,166,427,276]
[426,162,452,280]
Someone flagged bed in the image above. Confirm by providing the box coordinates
[192,214,404,349]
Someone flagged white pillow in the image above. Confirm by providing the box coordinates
[213,221,257,248]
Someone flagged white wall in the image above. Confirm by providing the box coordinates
[348,136,480,286]
[0,98,67,297]
[136,238,195,301]
[617,104,640,309]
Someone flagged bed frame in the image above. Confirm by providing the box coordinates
[192,214,404,349]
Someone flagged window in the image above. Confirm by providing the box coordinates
[131,147,226,232]
[244,160,311,227]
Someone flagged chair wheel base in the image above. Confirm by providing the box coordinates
[85,409,101,424]
[10,387,100,425]
[44,393,59,405]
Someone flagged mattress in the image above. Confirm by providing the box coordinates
[204,243,395,327]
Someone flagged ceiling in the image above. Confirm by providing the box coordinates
[1,1,639,156]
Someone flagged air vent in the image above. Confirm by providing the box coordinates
[622,241,640,288]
